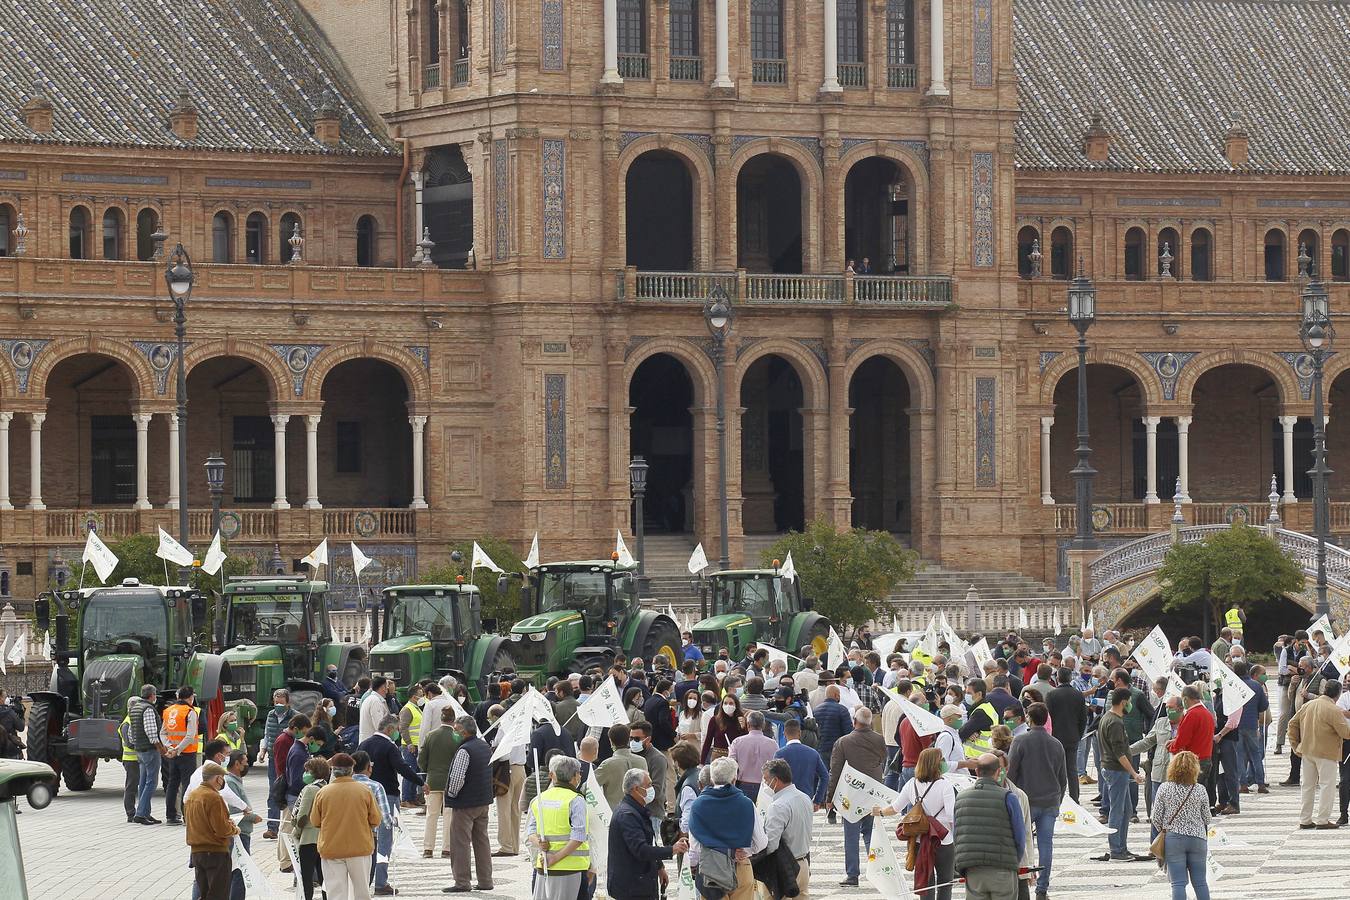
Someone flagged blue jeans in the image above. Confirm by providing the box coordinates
[883,746,900,791]
[1216,739,1240,808]
[843,815,873,881]
[135,749,160,818]
[370,821,393,887]
[1163,833,1209,900]
[1078,732,1100,776]
[1237,728,1265,787]
[1146,779,1160,841]
[1029,804,1057,893]
[897,766,915,795]
[265,761,280,831]
[1102,769,1132,857]
[738,781,760,803]
[401,746,421,803]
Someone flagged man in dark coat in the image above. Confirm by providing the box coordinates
[1046,667,1089,801]
[607,768,687,900]
[357,714,424,803]
[641,679,677,752]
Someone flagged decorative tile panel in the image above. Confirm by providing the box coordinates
[731,135,822,168]
[492,0,507,71]
[795,338,828,371]
[269,343,326,396]
[624,336,653,361]
[132,340,180,394]
[1117,197,1222,207]
[0,338,50,393]
[544,374,567,488]
[904,339,937,373]
[405,345,430,371]
[973,0,993,87]
[541,0,564,71]
[971,152,995,268]
[1276,351,1334,401]
[493,139,509,260]
[62,172,168,185]
[1138,351,1198,401]
[542,139,566,259]
[1039,350,1062,374]
[975,377,997,486]
[329,543,417,609]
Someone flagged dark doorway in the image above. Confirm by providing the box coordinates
[232,416,276,503]
[741,355,804,533]
[1118,592,1307,655]
[424,145,474,268]
[849,357,912,534]
[844,157,909,274]
[737,155,801,273]
[91,416,136,504]
[630,354,695,533]
[1130,418,1180,500]
[626,151,694,270]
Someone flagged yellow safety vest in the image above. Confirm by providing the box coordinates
[218,730,246,754]
[963,701,998,759]
[1224,608,1243,630]
[530,785,590,872]
[120,714,137,762]
[403,701,423,746]
[911,648,932,668]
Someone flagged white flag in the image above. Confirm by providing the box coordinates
[871,633,904,658]
[615,530,636,567]
[1053,607,1062,636]
[6,628,26,667]
[41,632,51,661]
[1309,613,1334,642]
[202,531,227,576]
[1328,630,1350,677]
[301,538,328,569]
[350,542,374,577]
[827,627,847,671]
[524,532,540,569]
[0,637,6,675]
[917,616,940,657]
[1131,625,1173,683]
[1018,607,1029,630]
[889,693,946,737]
[470,541,504,574]
[446,692,469,722]
[1162,671,1188,703]
[1209,654,1255,712]
[231,837,277,898]
[525,685,562,736]
[687,542,708,575]
[779,551,797,583]
[831,762,899,824]
[156,526,195,568]
[865,826,908,897]
[759,643,793,667]
[1058,795,1114,836]
[1085,609,1095,633]
[582,767,612,890]
[82,529,119,584]
[359,614,372,647]
[490,708,533,763]
[577,676,629,728]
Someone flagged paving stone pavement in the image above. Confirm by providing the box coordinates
[16,698,1350,899]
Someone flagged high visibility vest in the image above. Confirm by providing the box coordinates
[530,785,590,872]
[162,703,200,754]
[119,714,137,762]
[911,648,933,668]
[403,702,423,746]
[218,730,246,754]
[962,701,998,759]
[1224,608,1243,630]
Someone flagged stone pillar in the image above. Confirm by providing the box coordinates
[821,0,841,93]
[928,0,948,95]
[1175,415,1192,502]
[712,0,733,89]
[412,169,426,253]
[410,415,429,509]
[826,338,853,526]
[1279,414,1298,503]
[1040,415,1053,505]
[0,412,11,511]
[304,414,322,510]
[166,413,180,510]
[133,412,152,510]
[27,411,44,511]
[1142,415,1160,504]
[601,0,621,84]
[271,413,291,510]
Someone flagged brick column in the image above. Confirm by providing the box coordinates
[825,334,852,526]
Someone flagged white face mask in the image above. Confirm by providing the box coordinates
[723,703,736,715]
[644,785,656,804]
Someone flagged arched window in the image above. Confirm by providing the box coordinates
[246,212,268,264]
[426,0,440,60]
[135,209,159,261]
[837,0,866,86]
[1298,228,1320,278]
[1016,225,1040,278]
[669,0,700,80]
[750,0,785,83]
[617,0,649,79]
[102,208,125,260]
[456,0,471,61]
[280,212,302,263]
[356,215,378,267]
[1050,226,1073,279]
[212,212,234,263]
[1124,227,1145,280]
[1157,227,1179,278]
[69,206,91,259]
[886,0,915,88]
[1333,229,1350,282]
[1190,228,1213,281]
[0,204,13,257]
[1264,229,1286,281]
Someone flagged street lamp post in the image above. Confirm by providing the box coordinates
[1067,263,1098,552]
[628,455,650,594]
[704,286,734,571]
[1300,278,1333,618]
[165,244,194,582]
[204,454,225,536]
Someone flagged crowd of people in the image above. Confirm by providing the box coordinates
[111,620,1350,900]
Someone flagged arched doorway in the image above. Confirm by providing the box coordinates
[424,145,474,268]
[1117,591,1307,654]
[1050,365,1165,501]
[625,151,694,271]
[629,354,695,533]
[318,360,413,507]
[43,354,139,507]
[844,156,911,274]
[737,154,801,273]
[849,357,912,536]
[1189,364,1281,501]
[185,357,280,509]
[740,354,804,533]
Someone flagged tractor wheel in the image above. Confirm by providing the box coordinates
[24,699,60,795]
[574,654,613,678]
[342,655,368,689]
[642,618,682,672]
[806,621,831,659]
[61,755,98,792]
[491,647,516,674]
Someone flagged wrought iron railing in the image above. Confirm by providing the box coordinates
[670,57,703,82]
[888,64,917,89]
[838,62,867,88]
[453,58,470,85]
[752,59,787,84]
[423,64,441,90]
[619,54,650,80]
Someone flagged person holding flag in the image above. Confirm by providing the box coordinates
[524,754,593,900]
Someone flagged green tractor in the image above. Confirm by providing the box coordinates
[216,576,368,753]
[26,580,231,793]
[690,568,831,664]
[506,558,682,681]
[368,582,517,703]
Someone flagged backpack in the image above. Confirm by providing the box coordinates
[898,781,935,838]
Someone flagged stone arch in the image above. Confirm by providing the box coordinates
[728,140,823,273]
[622,338,717,409]
[842,340,937,412]
[836,141,931,274]
[616,135,714,270]
[0,354,15,400]
[180,339,289,401]
[1174,349,1297,408]
[732,338,829,410]
[1038,348,1161,407]
[26,336,154,400]
[305,341,432,404]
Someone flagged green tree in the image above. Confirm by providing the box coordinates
[1156,523,1304,634]
[761,520,917,634]
[416,536,525,633]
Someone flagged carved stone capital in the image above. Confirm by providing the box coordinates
[506,126,541,141]
[568,128,596,141]
[477,130,494,146]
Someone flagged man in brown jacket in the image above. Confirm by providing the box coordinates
[1288,680,1350,829]
[826,705,887,886]
[184,762,239,900]
[310,752,383,900]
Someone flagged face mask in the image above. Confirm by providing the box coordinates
[939,761,949,775]
[390,731,400,742]
[225,723,238,733]
[687,697,699,709]
[963,693,974,705]
[274,704,286,713]
[630,740,644,753]
[1258,675,1268,683]
[996,770,1007,785]
[417,698,425,707]
[723,703,736,715]
[951,718,965,730]
[308,742,321,753]
[1124,701,1134,714]
[302,772,315,785]
[644,786,656,804]
[324,705,336,717]
[1167,709,1182,723]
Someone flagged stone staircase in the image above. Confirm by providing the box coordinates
[639,533,701,608]
[889,563,1072,605]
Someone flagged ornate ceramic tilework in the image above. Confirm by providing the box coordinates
[544,374,567,487]
[973,0,993,87]
[131,340,180,394]
[971,152,995,268]
[541,0,564,70]
[329,543,417,609]
[1039,350,1062,375]
[542,139,566,259]
[905,339,937,373]
[406,345,430,371]
[269,343,326,396]
[1276,350,1333,401]
[493,0,507,71]
[1138,351,1198,401]
[975,377,996,486]
[0,338,50,393]
[494,138,509,260]
[731,135,822,168]
[795,338,828,370]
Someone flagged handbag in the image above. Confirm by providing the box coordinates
[1149,783,1195,862]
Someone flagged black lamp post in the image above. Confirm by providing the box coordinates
[204,454,225,536]
[1067,263,1097,551]
[1300,278,1333,619]
[165,246,194,578]
[704,286,734,571]
[629,455,650,593]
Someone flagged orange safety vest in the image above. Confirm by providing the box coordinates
[161,703,200,754]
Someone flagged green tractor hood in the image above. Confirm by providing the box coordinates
[511,610,585,634]
[221,644,283,663]
[369,634,433,654]
[692,613,754,632]
[80,654,143,719]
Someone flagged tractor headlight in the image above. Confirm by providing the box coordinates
[528,632,547,643]
[510,633,524,642]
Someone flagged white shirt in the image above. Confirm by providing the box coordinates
[893,776,957,845]
[934,727,964,769]
[420,696,453,746]
[359,691,389,744]
[186,763,246,812]
[837,684,862,712]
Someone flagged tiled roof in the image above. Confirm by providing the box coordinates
[0,0,393,155]
[1014,0,1350,174]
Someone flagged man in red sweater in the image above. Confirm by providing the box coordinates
[1168,684,1215,781]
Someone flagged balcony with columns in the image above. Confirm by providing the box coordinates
[619,268,955,308]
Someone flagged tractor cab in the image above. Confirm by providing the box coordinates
[220,576,332,682]
[509,560,645,678]
[693,569,828,662]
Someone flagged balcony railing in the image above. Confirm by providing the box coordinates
[670,56,703,82]
[423,64,441,90]
[1,507,420,545]
[854,275,953,305]
[453,57,470,85]
[634,271,737,303]
[752,59,786,84]
[624,269,954,307]
[744,274,846,304]
[619,53,650,80]
[888,64,917,89]
[838,62,867,88]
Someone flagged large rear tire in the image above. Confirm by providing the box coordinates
[61,755,97,791]
[642,618,682,672]
[24,699,61,796]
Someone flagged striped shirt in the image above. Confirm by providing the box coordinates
[141,704,163,746]
[353,773,395,829]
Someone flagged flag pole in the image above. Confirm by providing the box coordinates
[533,747,549,875]
[78,561,87,591]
